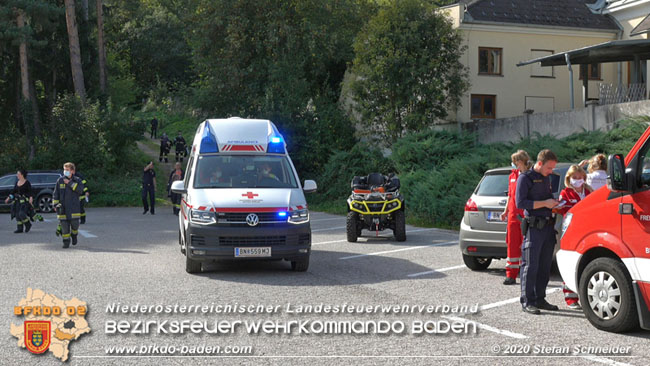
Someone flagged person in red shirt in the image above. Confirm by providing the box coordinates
[557,164,592,309]
[500,150,532,285]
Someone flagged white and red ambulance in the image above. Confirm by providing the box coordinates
[171,118,317,273]
[558,125,650,332]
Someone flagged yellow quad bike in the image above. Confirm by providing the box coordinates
[346,173,406,242]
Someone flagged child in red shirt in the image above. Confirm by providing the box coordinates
[557,165,592,309]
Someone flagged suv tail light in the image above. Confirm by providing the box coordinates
[464,198,478,212]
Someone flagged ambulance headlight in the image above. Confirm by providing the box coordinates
[190,210,216,225]
[288,209,309,224]
[561,213,572,239]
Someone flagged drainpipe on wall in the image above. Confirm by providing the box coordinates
[565,53,575,109]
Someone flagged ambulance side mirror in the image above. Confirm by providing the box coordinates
[303,180,317,193]
[171,180,187,194]
[607,154,627,192]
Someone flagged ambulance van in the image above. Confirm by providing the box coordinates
[558,125,650,332]
[171,118,317,273]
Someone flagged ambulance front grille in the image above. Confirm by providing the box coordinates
[217,212,286,224]
[218,236,287,246]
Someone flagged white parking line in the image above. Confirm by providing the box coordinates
[313,239,348,246]
[442,315,528,339]
[479,287,562,312]
[311,226,347,232]
[339,241,458,260]
[78,230,97,238]
[407,264,466,277]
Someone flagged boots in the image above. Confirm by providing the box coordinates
[62,240,70,248]
[14,224,23,233]
[72,235,78,246]
[24,221,32,233]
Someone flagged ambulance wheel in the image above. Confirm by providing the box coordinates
[346,212,358,242]
[291,256,309,272]
[579,258,639,333]
[393,210,406,242]
[179,230,186,254]
[462,254,492,271]
[185,255,202,274]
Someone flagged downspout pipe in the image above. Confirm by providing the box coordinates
[566,53,575,109]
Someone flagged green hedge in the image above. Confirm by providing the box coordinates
[309,118,649,229]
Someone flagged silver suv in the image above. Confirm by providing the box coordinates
[459,163,571,270]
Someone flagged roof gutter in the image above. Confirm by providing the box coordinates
[459,19,620,34]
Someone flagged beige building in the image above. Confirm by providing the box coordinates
[442,0,650,124]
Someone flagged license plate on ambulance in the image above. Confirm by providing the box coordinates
[235,247,271,257]
[486,211,502,222]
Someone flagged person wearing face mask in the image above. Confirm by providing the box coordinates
[500,150,532,285]
[167,162,185,216]
[557,165,592,309]
[174,132,186,163]
[579,153,607,191]
[259,163,278,180]
[53,162,85,248]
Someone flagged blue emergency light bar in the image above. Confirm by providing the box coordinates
[200,122,219,153]
[267,135,285,154]
[278,211,287,217]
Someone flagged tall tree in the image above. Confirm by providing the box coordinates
[350,0,469,142]
[64,0,86,102]
[96,0,107,95]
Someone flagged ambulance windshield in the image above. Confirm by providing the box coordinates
[194,155,298,189]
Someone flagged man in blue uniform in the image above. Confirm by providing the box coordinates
[516,149,560,315]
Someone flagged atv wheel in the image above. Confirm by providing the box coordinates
[393,210,406,242]
[346,211,358,242]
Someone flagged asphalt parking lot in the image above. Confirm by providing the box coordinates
[1,207,648,365]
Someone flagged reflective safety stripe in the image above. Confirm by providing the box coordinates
[505,264,520,269]
[52,200,59,204]
[59,184,65,188]
[71,230,78,234]
[62,234,71,238]
[506,257,521,262]
[82,179,87,184]
[57,215,66,219]
[21,219,30,224]
[562,283,579,298]
[71,213,81,217]
[80,196,85,200]
[174,204,181,208]
[80,213,86,217]
[71,183,78,191]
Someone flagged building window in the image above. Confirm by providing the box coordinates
[471,94,496,119]
[530,49,553,77]
[579,63,601,80]
[478,47,502,75]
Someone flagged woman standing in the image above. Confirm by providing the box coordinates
[4,169,33,233]
[167,162,184,216]
[500,150,532,285]
[558,165,593,309]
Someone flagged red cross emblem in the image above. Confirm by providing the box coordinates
[242,192,259,199]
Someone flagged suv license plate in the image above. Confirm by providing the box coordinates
[235,247,271,257]
[486,211,503,222]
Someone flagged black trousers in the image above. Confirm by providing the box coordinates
[159,146,169,162]
[142,184,155,213]
[150,126,157,139]
[520,224,556,307]
[175,149,184,162]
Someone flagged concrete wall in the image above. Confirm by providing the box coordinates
[460,99,650,144]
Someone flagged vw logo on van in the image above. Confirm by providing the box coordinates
[246,213,259,227]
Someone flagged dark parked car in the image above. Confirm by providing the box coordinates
[0,171,61,213]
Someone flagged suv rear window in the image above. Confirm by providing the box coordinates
[475,173,509,197]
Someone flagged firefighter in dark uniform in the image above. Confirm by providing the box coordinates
[142,161,156,215]
[5,169,33,233]
[159,133,171,163]
[53,162,85,248]
[75,171,90,224]
[167,162,184,216]
[174,132,186,163]
[516,149,560,314]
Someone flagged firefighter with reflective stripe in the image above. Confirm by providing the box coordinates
[53,162,85,248]
[167,162,184,216]
[500,150,531,285]
[516,149,560,315]
[557,164,592,310]
[174,132,186,163]
[5,169,33,233]
[75,171,90,224]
